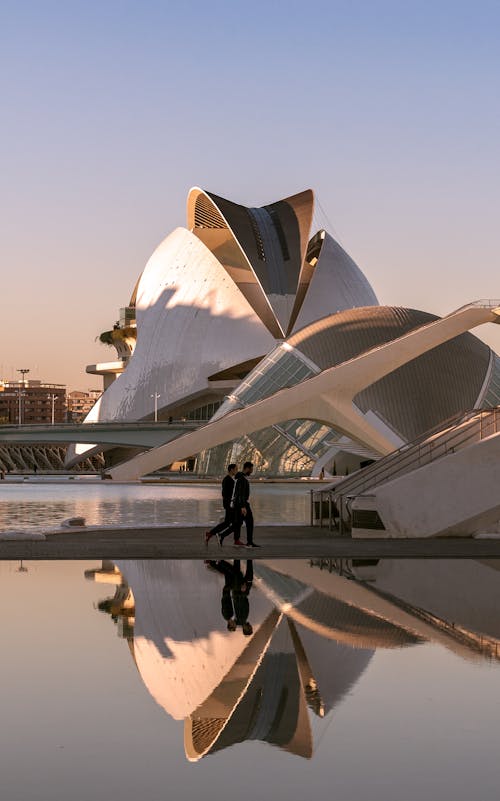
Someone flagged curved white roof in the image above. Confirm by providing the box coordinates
[187,187,315,337]
[87,227,276,424]
[82,188,379,430]
[291,231,379,334]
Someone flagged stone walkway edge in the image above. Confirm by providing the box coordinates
[0,524,499,559]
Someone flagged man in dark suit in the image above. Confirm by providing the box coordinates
[232,461,260,548]
[205,463,238,546]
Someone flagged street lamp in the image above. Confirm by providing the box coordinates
[17,368,30,386]
[16,390,26,424]
[47,394,58,425]
[150,392,161,422]
[16,369,30,425]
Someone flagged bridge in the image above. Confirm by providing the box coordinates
[0,421,198,449]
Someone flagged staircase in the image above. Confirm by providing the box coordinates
[311,407,500,533]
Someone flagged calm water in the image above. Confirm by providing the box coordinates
[0,557,499,800]
[0,480,309,530]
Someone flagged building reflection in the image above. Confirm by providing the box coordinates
[86,557,500,761]
[85,559,415,760]
[305,558,500,661]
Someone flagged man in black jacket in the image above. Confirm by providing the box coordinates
[205,463,238,546]
[232,461,260,548]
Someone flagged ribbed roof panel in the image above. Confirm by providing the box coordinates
[288,306,425,369]
[206,190,310,299]
[288,307,491,441]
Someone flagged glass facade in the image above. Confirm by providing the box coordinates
[195,428,316,477]
[195,417,345,477]
[278,420,330,454]
[212,345,319,421]
[197,345,346,476]
[194,418,351,477]
[186,401,222,421]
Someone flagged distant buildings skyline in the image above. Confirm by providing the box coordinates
[0,380,101,425]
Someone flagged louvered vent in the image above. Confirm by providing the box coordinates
[194,194,227,228]
[190,717,226,753]
[266,205,290,261]
[246,209,266,261]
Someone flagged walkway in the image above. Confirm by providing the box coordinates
[0,525,499,559]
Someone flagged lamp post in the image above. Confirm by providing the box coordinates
[17,368,30,386]
[47,394,57,425]
[17,389,26,424]
[16,369,29,425]
[150,392,161,422]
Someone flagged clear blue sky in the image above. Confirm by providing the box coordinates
[2,0,500,387]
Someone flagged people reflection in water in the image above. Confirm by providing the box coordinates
[207,559,253,635]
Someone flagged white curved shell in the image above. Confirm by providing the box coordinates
[91,227,276,423]
[291,232,379,334]
[187,187,315,337]
[73,188,381,471]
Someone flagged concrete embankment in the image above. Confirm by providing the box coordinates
[0,525,500,560]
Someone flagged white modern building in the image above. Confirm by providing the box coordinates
[70,187,500,478]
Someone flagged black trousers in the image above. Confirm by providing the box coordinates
[234,502,254,545]
[209,506,238,543]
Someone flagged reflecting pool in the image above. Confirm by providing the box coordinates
[1,557,499,800]
[0,480,309,530]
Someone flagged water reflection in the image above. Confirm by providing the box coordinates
[0,482,308,529]
[1,558,500,801]
[207,560,254,635]
[87,559,432,761]
[316,558,500,658]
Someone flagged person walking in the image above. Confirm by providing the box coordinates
[205,463,238,546]
[232,461,260,548]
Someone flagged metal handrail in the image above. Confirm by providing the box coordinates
[316,409,473,498]
[334,407,500,504]
[310,406,500,530]
[454,299,500,310]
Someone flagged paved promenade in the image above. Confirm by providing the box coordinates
[0,524,500,560]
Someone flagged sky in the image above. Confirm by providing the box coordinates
[1,0,500,389]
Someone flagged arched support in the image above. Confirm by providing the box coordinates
[110,302,500,480]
